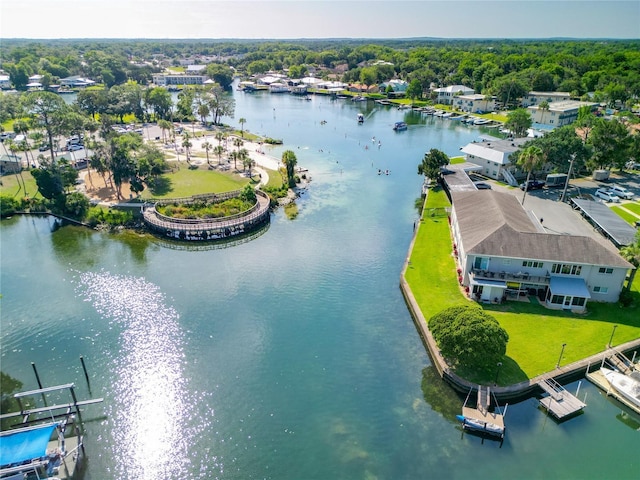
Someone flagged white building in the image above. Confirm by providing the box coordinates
[60,76,96,87]
[459,137,529,182]
[152,74,207,86]
[433,85,474,105]
[521,91,571,107]
[527,100,598,127]
[451,190,634,312]
[0,74,10,89]
[453,94,496,113]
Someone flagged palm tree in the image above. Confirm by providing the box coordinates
[238,148,250,172]
[214,131,225,147]
[239,118,247,137]
[538,100,550,125]
[202,141,213,165]
[517,145,545,205]
[281,149,298,188]
[158,119,173,144]
[233,137,244,153]
[12,119,33,165]
[213,145,225,165]
[182,132,192,164]
[4,139,28,195]
[229,150,239,170]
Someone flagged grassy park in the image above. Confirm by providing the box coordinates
[404,186,640,385]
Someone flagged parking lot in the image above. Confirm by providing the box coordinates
[486,172,640,248]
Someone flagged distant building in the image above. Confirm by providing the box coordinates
[0,154,22,174]
[453,94,496,113]
[433,85,474,105]
[0,74,10,89]
[186,65,207,73]
[527,100,598,127]
[152,73,207,86]
[521,91,571,107]
[60,75,96,87]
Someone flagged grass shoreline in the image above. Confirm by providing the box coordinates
[403,185,640,386]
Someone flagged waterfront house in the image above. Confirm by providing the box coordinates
[450,190,633,312]
[453,94,496,113]
[433,85,474,105]
[59,75,96,88]
[0,74,12,89]
[459,137,530,183]
[152,73,207,87]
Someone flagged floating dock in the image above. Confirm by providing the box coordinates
[538,377,586,420]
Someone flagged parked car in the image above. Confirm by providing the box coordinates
[38,143,50,151]
[68,144,84,152]
[520,179,545,191]
[594,188,621,203]
[608,185,634,200]
[474,182,491,190]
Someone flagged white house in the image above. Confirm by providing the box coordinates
[459,137,529,182]
[450,190,633,312]
[528,100,599,127]
[433,85,474,105]
[521,91,571,107]
[453,93,496,113]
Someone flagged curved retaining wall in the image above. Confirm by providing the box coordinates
[142,190,271,241]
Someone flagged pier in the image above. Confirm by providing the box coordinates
[538,378,586,420]
[458,386,506,439]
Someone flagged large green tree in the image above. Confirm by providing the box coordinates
[23,91,68,162]
[504,108,532,138]
[429,306,508,369]
[588,118,632,171]
[417,148,450,181]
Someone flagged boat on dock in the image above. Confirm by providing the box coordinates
[601,368,640,409]
[0,383,103,480]
[473,118,493,126]
[458,385,506,439]
[393,121,407,131]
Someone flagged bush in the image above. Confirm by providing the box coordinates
[429,305,509,369]
[86,207,133,227]
[619,289,633,307]
[0,194,20,217]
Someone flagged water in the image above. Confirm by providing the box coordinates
[2,91,638,479]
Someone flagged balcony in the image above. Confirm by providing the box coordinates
[470,269,550,286]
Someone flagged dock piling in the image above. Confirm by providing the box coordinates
[31,362,48,406]
[80,355,92,395]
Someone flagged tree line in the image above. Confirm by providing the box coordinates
[2,39,639,108]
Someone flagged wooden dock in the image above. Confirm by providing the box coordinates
[538,378,586,419]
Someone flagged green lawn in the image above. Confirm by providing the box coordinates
[621,202,640,215]
[0,170,41,199]
[404,186,640,386]
[611,205,640,225]
[140,163,250,199]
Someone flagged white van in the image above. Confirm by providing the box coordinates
[608,185,634,200]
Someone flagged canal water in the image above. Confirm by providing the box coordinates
[2,90,637,479]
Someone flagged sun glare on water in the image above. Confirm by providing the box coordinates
[78,271,221,479]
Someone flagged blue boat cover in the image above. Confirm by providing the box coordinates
[0,423,57,467]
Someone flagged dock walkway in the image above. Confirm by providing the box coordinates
[538,378,586,419]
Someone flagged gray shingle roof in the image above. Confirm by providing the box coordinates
[452,190,632,268]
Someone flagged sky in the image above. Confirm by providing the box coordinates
[1,0,639,40]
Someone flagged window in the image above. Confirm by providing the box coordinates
[593,286,608,294]
[552,263,582,275]
[572,297,586,306]
[598,267,613,274]
[474,257,489,270]
[522,261,543,268]
[550,295,564,304]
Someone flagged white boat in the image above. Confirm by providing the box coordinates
[602,367,640,408]
[456,414,505,437]
[441,112,452,118]
[393,121,407,131]
[473,118,492,125]
[357,113,364,123]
